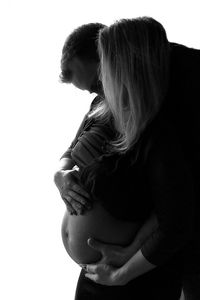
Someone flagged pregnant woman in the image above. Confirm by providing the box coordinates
[57,96,182,300]
[60,104,148,265]
[54,20,195,299]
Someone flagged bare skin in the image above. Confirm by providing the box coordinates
[61,201,142,265]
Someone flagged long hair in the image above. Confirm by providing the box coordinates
[98,17,170,152]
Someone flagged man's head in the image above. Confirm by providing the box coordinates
[60,23,105,94]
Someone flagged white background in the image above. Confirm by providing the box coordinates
[0,0,199,299]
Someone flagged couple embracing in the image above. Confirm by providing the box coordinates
[54,17,200,300]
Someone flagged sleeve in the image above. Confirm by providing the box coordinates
[60,96,101,160]
[141,132,195,266]
[60,113,88,160]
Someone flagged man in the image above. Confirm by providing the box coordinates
[54,22,200,299]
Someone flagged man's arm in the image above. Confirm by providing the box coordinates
[115,150,195,284]
[85,131,195,285]
[139,133,195,266]
[86,212,158,268]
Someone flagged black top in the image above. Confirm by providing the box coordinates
[136,116,195,265]
[139,42,200,266]
[164,43,200,176]
[153,43,200,267]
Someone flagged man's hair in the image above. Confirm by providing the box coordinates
[97,17,170,152]
[60,23,105,83]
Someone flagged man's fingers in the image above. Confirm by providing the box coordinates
[84,273,99,283]
[87,238,105,252]
[85,264,99,274]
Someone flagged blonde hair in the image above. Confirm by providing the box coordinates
[98,17,170,152]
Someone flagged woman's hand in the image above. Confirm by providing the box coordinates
[54,168,92,215]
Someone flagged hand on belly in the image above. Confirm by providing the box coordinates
[61,202,141,265]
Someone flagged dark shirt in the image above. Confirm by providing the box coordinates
[139,42,200,266]
[164,43,200,184]
[137,118,195,265]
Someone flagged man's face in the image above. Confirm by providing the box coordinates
[66,56,99,93]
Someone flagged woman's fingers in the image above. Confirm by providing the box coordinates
[67,189,92,209]
[66,195,86,214]
[56,169,92,211]
[61,187,92,214]
[55,168,92,214]
[63,198,77,215]
[72,183,90,199]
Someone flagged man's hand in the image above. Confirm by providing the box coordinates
[86,238,135,267]
[83,263,125,286]
[85,213,158,266]
[54,168,92,215]
[80,239,137,286]
[81,214,158,285]
[82,239,156,286]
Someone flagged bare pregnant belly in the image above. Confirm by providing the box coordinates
[61,202,141,265]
